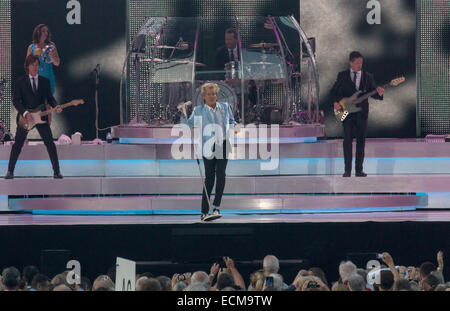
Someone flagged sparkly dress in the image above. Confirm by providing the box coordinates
[31,42,56,94]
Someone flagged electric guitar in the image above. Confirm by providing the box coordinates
[18,99,84,131]
[334,77,405,122]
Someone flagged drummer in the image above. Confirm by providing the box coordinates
[214,28,240,72]
[213,28,256,123]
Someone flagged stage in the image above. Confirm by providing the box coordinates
[1,133,450,213]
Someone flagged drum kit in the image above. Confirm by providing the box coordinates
[222,42,288,123]
[224,41,284,80]
[140,41,293,124]
[141,57,206,67]
[139,44,208,124]
[141,44,206,67]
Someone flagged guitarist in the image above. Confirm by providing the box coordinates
[331,51,384,177]
[5,54,63,179]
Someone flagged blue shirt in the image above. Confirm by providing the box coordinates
[180,102,236,157]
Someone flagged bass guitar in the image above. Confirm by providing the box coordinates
[334,77,405,122]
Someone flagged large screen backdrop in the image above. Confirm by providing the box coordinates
[417,0,450,136]
[3,1,449,139]
[11,0,126,140]
[0,0,11,133]
[301,0,417,138]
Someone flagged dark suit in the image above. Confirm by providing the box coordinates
[213,46,255,122]
[331,69,383,173]
[213,45,240,72]
[8,74,60,174]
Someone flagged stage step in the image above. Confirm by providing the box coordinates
[3,157,450,176]
[2,139,450,177]
[8,194,423,214]
[0,175,450,195]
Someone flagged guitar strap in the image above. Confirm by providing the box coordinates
[360,71,366,92]
[43,98,50,123]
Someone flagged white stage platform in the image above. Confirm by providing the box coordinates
[1,138,450,177]
[1,137,450,212]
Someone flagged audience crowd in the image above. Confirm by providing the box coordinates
[0,251,447,291]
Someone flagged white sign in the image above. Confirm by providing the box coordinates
[66,0,81,25]
[115,257,136,291]
[366,0,381,25]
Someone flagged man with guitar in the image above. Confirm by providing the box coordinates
[331,51,384,177]
[5,54,63,179]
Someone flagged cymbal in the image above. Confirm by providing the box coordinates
[155,45,177,49]
[141,58,165,62]
[248,62,274,65]
[249,42,278,48]
[172,60,206,67]
[141,58,205,66]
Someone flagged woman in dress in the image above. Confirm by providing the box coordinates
[26,24,60,94]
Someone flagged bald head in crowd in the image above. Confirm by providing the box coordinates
[135,276,148,291]
[53,284,71,291]
[191,271,210,290]
[92,275,115,291]
[339,261,357,283]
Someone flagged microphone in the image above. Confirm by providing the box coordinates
[175,37,188,50]
[175,37,183,48]
[177,101,191,118]
[90,64,100,75]
[41,45,53,63]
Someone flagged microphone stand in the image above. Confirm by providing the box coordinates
[129,52,146,125]
[93,66,100,139]
[169,37,182,59]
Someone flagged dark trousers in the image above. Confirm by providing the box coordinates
[343,112,368,173]
[8,123,60,174]
[201,141,228,214]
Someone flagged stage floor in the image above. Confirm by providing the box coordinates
[1,210,449,226]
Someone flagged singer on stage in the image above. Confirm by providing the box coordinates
[5,55,63,180]
[27,24,60,94]
[179,83,239,221]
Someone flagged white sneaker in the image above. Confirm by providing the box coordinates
[202,208,222,221]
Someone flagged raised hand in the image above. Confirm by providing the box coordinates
[223,256,235,270]
[210,262,220,276]
[381,252,394,267]
[171,273,180,288]
[437,251,444,271]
